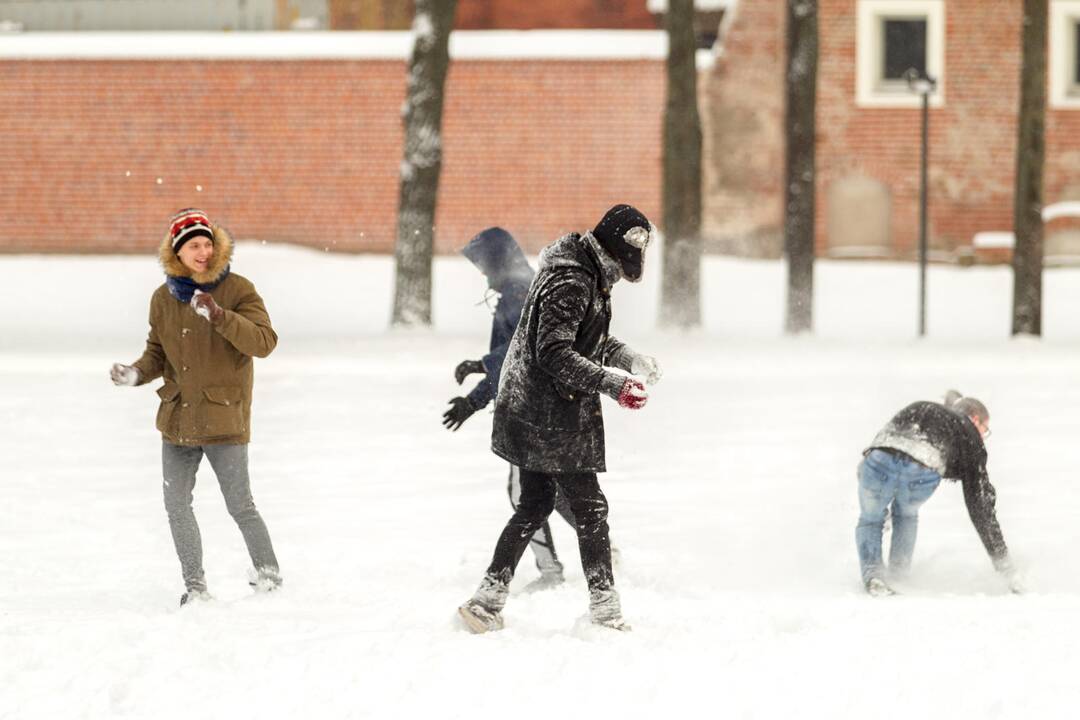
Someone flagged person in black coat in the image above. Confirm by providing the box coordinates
[442,227,577,588]
[856,390,1021,596]
[457,205,662,633]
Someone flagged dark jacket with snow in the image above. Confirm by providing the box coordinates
[866,401,1008,563]
[461,228,535,409]
[491,232,631,473]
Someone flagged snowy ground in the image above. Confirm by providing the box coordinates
[3,243,1080,719]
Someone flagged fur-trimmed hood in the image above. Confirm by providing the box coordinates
[158,225,233,284]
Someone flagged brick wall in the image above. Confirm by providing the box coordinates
[710,0,1080,258]
[455,0,658,30]
[0,53,663,254]
[327,0,659,30]
[702,0,785,256]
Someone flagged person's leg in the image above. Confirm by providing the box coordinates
[555,472,613,592]
[552,485,578,529]
[203,444,280,585]
[888,462,941,576]
[507,464,563,578]
[554,472,626,626]
[855,451,901,585]
[162,441,207,593]
[470,469,558,612]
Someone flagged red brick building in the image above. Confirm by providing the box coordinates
[0,32,664,254]
[706,0,1080,261]
[328,0,659,30]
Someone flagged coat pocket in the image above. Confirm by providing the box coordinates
[155,382,181,434]
[200,386,245,437]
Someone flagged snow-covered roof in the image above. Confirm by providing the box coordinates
[0,30,668,60]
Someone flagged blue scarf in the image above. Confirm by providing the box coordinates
[166,265,231,303]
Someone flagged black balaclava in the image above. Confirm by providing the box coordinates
[592,204,653,282]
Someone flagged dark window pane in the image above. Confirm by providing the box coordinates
[883,19,927,80]
[1075,21,1080,84]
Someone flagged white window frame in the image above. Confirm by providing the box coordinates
[1050,1,1080,108]
[856,0,945,108]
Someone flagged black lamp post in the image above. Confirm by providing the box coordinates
[905,68,937,338]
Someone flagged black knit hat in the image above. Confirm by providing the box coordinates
[592,204,653,282]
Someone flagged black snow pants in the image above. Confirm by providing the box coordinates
[486,469,614,593]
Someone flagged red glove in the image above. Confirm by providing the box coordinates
[616,378,648,410]
[191,290,225,324]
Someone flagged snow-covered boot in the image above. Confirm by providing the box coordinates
[458,602,504,634]
[589,588,631,631]
[248,566,283,593]
[458,574,509,634]
[179,589,212,607]
[523,559,565,593]
[522,570,565,594]
[865,577,896,597]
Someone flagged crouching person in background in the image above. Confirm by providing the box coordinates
[856,390,1021,596]
[110,209,281,607]
[457,204,663,634]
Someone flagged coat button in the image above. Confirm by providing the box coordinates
[223,400,230,406]
[182,328,190,336]
[182,402,189,408]
[182,366,189,372]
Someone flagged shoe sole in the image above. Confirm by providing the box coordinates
[458,605,502,634]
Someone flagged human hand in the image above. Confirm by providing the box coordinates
[442,396,478,431]
[191,290,225,324]
[454,359,485,385]
[110,363,140,386]
[616,378,648,410]
[630,354,662,385]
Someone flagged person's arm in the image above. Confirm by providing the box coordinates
[534,272,612,395]
[130,304,165,384]
[212,282,278,359]
[960,465,1010,566]
[466,374,496,410]
[604,336,662,384]
[469,295,522,407]
[604,336,633,371]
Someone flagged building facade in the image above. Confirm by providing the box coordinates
[705,0,1080,261]
[0,32,663,254]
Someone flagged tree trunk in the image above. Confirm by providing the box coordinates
[783,0,818,334]
[659,0,703,329]
[1012,0,1047,336]
[391,0,456,327]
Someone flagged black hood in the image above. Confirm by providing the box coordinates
[461,227,533,291]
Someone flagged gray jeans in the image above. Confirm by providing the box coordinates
[162,441,279,592]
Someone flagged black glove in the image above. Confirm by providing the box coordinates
[442,396,478,431]
[454,359,485,385]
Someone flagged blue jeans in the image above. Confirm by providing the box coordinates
[856,449,941,583]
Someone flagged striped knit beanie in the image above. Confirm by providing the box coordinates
[168,209,214,254]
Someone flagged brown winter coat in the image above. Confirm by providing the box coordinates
[131,227,277,445]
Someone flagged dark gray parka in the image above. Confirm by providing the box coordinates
[491,232,632,473]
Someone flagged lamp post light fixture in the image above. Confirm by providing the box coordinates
[905,67,937,338]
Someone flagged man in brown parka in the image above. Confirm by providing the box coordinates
[111,209,281,606]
